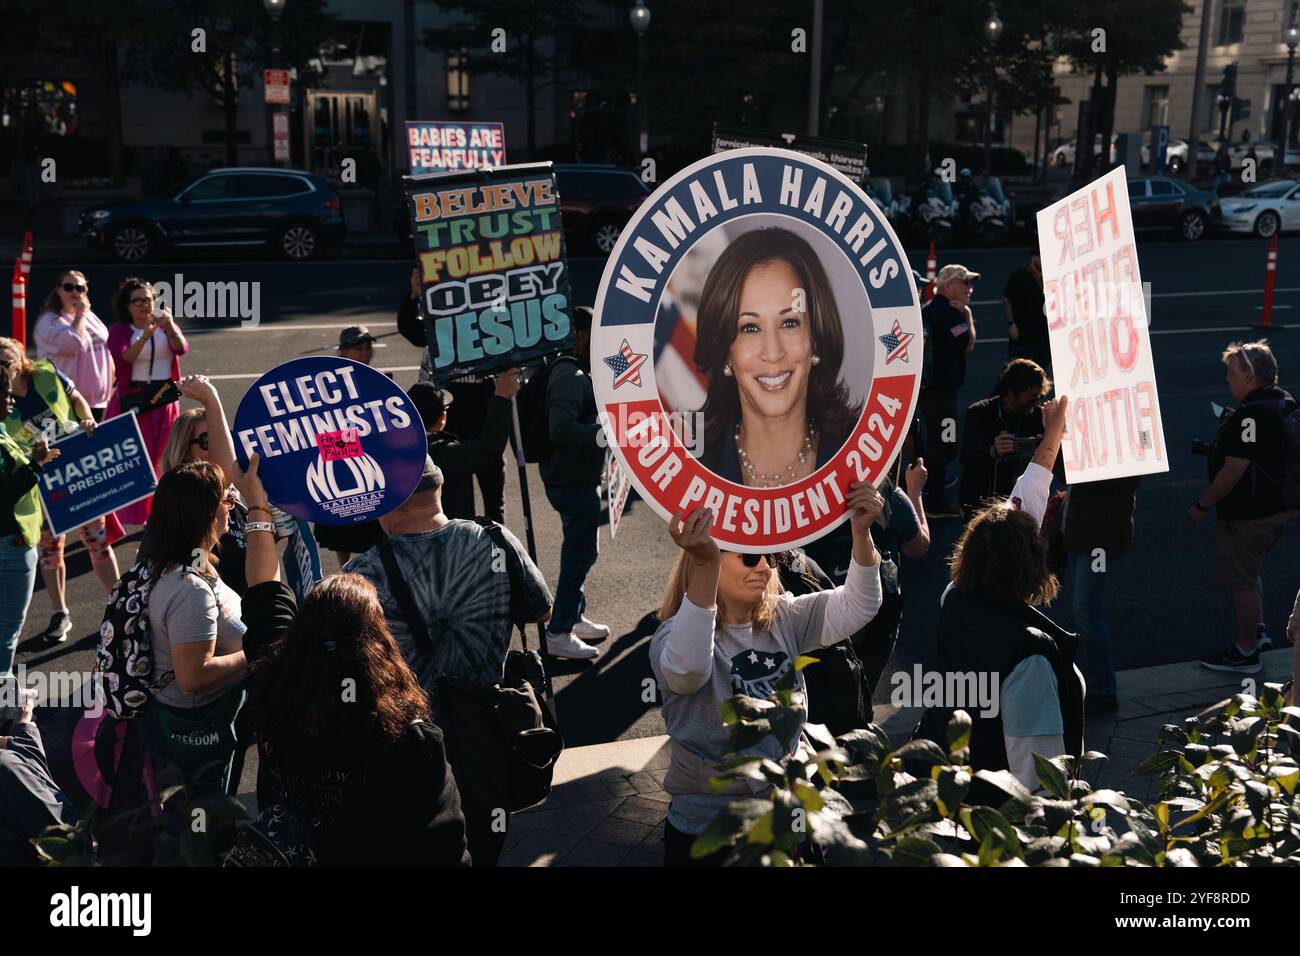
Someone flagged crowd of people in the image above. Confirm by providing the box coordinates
[1,252,1297,868]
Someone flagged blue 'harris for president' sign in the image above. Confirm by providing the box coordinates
[233,357,426,525]
[38,412,156,537]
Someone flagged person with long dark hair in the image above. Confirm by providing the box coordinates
[233,454,470,866]
[137,461,248,798]
[106,277,188,526]
[692,227,861,486]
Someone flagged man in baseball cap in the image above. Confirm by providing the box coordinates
[918,263,979,519]
[338,326,378,364]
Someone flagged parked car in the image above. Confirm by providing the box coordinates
[80,168,347,263]
[396,164,650,256]
[1051,134,1117,167]
[1217,178,1300,238]
[1126,175,1220,240]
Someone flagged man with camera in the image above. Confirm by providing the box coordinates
[1190,340,1298,674]
[958,359,1054,521]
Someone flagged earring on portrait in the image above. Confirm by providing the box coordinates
[811,355,821,366]
[723,365,733,377]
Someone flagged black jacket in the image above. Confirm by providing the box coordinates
[915,586,1083,802]
[958,397,1057,516]
[243,582,471,866]
[427,395,513,519]
[1063,477,1141,558]
[921,294,972,391]
[540,358,604,487]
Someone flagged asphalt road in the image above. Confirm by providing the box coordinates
[13,234,1300,747]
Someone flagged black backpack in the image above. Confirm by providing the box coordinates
[775,550,872,737]
[516,355,579,463]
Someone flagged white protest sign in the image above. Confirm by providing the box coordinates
[606,449,632,539]
[1036,166,1169,483]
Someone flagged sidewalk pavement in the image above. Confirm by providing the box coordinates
[500,648,1293,867]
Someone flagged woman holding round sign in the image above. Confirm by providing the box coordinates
[694,227,861,488]
[651,482,884,865]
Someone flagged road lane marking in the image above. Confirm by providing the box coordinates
[204,365,423,381]
[970,286,1300,306]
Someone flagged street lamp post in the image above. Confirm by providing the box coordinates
[1283,11,1299,171]
[983,4,1003,176]
[264,0,286,168]
[630,1,651,159]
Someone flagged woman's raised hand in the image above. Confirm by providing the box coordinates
[669,507,720,564]
[847,480,885,537]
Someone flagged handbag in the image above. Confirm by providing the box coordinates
[119,380,181,415]
[377,521,562,812]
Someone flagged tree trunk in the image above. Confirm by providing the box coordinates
[224,50,238,167]
[1081,59,1104,180]
[525,40,536,159]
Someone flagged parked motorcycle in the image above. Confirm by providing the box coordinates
[909,176,956,245]
[864,175,911,232]
[955,172,1011,246]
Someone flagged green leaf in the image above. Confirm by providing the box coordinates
[891,836,944,866]
[793,654,821,672]
[802,721,837,752]
[1032,753,1070,798]
[892,738,949,768]
[935,767,972,819]
[1134,750,1182,776]
[971,769,1034,806]
[946,710,973,756]
[745,810,776,845]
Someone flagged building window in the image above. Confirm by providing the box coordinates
[1142,85,1170,128]
[447,49,470,112]
[1217,0,1245,45]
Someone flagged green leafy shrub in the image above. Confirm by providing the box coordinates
[693,659,1300,867]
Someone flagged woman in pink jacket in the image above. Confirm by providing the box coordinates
[34,270,115,420]
[107,277,189,526]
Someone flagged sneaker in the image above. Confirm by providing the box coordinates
[1200,644,1262,674]
[573,616,611,643]
[546,632,600,660]
[41,610,71,645]
[1257,627,1272,651]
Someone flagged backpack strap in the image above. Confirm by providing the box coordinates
[377,535,435,656]
[471,517,531,651]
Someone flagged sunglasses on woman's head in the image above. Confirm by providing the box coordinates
[741,553,776,568]
[61,283,87,293]
[189,432,209,450]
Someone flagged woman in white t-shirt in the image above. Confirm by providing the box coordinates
[136,461,248,802]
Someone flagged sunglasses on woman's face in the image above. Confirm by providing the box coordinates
[740,553,776,569]
[129,295,154,306]
[222,486,239,507]
[189,432,209,450]
[61,282,87,293]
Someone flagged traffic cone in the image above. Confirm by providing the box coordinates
[1258,234,1278,330]
[18,230,32,278]
[924,240,937,304]
[11,263,27,347]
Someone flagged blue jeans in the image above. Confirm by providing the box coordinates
[0,537,38,677]
[1069,550,1116,697]
[544,482,601,634]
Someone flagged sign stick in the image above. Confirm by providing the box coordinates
[509,391,557,711]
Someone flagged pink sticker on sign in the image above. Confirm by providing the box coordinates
[317,428,362,461]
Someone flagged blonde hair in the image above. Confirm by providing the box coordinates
[0,337,35,377]
[1221,339,1278,387]
[161,407,207,475]
[659,551,783,631]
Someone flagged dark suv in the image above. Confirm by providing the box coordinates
[396,163,650,255]
[1126,176,1220,240]
[80,168,347,262]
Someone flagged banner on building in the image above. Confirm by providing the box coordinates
[232,357,426,524]
[405,162,575,383]
[37,413,156,537]
[591,147,921,553]
[711,123,869,181]
[406,121,507,175]
[1036,165,1168,483]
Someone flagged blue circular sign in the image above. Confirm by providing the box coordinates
[233,357,425,524]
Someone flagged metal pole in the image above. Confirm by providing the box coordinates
[983,46,996,175]
[636,34,647,156]
[509,388,556,708]
[1188,0,1214,173]
[1285,48,1297,170]
[808,0,823,135]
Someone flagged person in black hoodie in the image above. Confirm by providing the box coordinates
[398,268,507,524]
[916,399,1084,796]
[235,453,470,866]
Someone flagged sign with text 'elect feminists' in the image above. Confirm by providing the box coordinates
[233,358,425,524]
[592,148,922,553]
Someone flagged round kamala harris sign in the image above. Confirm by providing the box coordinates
[233,357,426,524]
[591,147,923,552]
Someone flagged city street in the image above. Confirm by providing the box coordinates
[13,234,1300,748]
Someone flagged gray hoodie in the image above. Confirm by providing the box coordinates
[649,557,882,835]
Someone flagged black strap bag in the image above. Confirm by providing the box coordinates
[377,520,562,813]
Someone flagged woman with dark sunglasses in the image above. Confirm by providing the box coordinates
[106,277,189,526]
[34,271,114,422]
[650,481,885,865]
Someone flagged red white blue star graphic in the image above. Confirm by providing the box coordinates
[878,320,915,365]
[604,339,648,389]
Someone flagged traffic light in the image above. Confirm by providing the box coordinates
[1220,63,1238,99]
